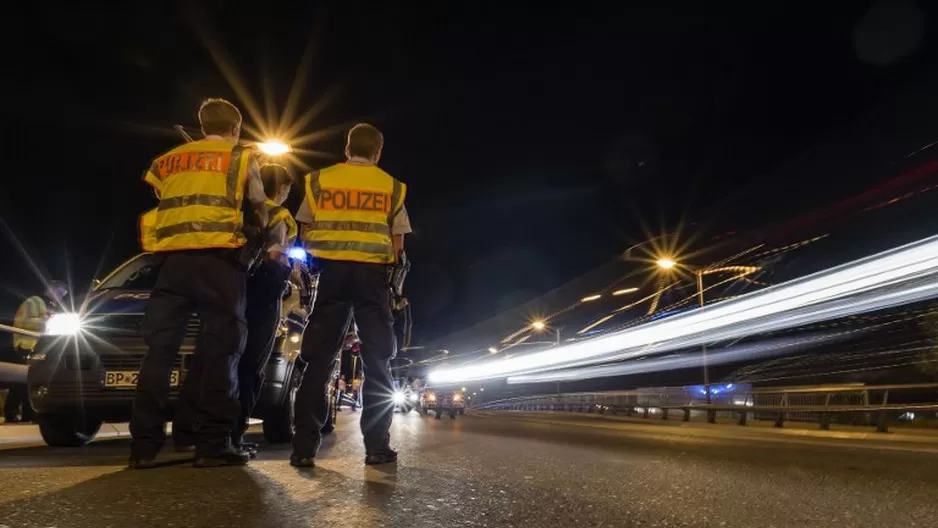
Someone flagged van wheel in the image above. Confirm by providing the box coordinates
[38,413,102,447]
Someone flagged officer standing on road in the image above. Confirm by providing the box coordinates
[129,98,269,469]
[230,163,297,454]
[291,123,411,467]
[172,163,298,457]
[5,281,68,423]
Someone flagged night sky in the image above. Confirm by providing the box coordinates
[2,1,937,343]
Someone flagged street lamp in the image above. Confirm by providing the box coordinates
[257,140,292,156]
[581,294,602,302]
[658,258,760,417]
[488,346,498,354]
[531,320,546,331]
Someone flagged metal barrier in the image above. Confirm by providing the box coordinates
[473,383,938,433]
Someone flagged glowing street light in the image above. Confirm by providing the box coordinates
[531,320,547,331]
[257,140,292,156]
[581,294,602,302]
[488,346,498,354]
[656,257,677,270]
[612,287,639,296]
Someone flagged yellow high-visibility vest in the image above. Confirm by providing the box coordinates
[139,208,158,252]
[302,163,406,264]
[265,199,298,246]
[140,140,252,252]
[13,296,47,351]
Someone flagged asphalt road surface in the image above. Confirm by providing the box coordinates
[1,411,937,528]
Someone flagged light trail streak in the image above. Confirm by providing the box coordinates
[505,332,848,384]
[428,236,938,385]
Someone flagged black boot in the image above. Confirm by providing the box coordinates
[193,446,251,468]
[364,448,398,466]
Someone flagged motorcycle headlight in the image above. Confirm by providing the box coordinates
[392,391,406,404]
[408,393,418,402]
[45,313,82,336]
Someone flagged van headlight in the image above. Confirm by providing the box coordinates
[45,313,82,336]
[408,393,418,402]
[392,391,406,404]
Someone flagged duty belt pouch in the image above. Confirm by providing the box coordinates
[238,225,268,275]
[389,250,410,299]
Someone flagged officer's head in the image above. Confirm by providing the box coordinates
[260,163,294,205]
[45,280,68,304]
[198,98,242,142]
[345,123,383,163]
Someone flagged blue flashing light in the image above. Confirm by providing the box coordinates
[288,247,307,261]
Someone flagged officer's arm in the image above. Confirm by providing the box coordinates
[267,222,290,264]
[243,157,269,228]
[391,205,412,257]
[295,185,315,246]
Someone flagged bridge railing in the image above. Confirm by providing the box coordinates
[472,383,938,433]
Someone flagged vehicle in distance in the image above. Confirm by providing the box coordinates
[418,389,465,420]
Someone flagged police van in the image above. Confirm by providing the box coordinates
[25,252,338,447]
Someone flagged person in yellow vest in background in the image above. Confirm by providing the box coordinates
[291,123,411,468]
[6,281,68,423]
[129,97,269,470]
[173,163,298,457]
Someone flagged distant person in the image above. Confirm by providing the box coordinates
[6,281,68,423]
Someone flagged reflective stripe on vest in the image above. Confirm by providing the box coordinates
[302,163,406,264]
[265,199,298,245]
[143,140,250,252]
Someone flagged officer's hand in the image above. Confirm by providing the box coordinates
[290,261,305,286]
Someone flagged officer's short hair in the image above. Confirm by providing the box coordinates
[260,163,294,199]
[346,123,384,159]
[198,98,243,136]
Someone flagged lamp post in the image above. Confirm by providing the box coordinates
[655,258,760,421]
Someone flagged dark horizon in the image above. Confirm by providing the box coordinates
[3,2,938,344]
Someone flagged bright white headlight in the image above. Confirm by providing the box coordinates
[392,391,406,404]
[408,393,418,402]
[45,313,81,336]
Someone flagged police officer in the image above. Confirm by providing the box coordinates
[230,163,297,454]
[6,281,68,422]
[129,98,269,469]
[291,123,411,467]
[172,163,298,457]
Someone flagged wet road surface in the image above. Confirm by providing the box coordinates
[1,410,937,527]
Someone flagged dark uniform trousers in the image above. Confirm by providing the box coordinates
[232,259,290,445]
[174,259,289,447]
[3,347,33,422]
[292,259,396,457]
[130,250,247,458]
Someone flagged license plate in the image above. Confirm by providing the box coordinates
[104,370,180,389]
